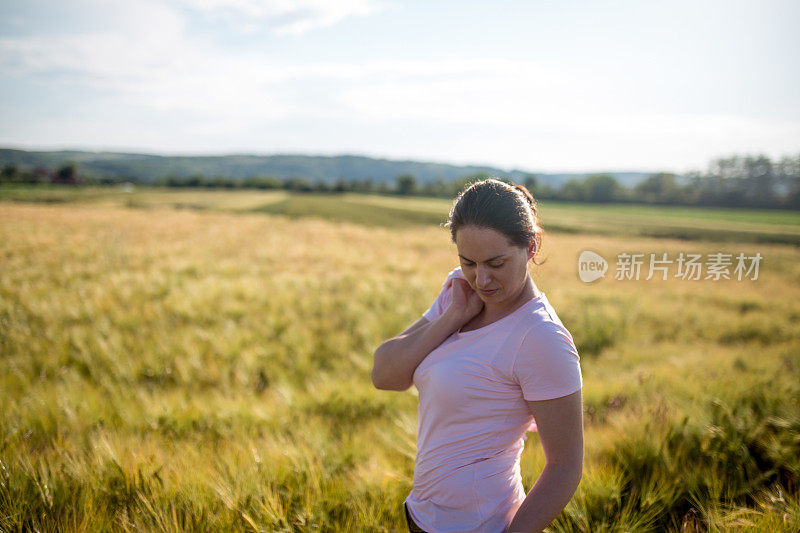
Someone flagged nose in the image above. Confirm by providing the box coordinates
[476,265,493,289]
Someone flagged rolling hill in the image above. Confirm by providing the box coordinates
[0,148,652,188]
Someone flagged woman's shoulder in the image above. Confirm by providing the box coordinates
[422,267,466,321]
[516,295,575,344]
[433,266,465,292]
[512,299,583,399]
[443,266,465,283]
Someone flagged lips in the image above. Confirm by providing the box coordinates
[479,288,498,297]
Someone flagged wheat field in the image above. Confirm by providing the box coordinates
[1,192,799,531]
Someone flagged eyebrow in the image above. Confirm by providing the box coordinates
[458,254,507,263]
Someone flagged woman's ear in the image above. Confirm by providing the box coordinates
[527,242,536,259]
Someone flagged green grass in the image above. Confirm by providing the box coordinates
[250,195,447,228]
[536,201,800,245]
[3,185,800,244]
[0,185,288,212]
[539,201,800,226]
[1,192,800,531]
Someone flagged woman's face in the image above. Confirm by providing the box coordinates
[455,225,532,309]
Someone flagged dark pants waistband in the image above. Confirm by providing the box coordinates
[404,502,428,533]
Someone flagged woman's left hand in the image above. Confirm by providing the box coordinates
[448,277,484,326]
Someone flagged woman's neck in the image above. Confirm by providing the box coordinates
[481,275,539,325]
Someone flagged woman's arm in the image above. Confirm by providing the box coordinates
[506,389,584,533]
[371,278,482,391]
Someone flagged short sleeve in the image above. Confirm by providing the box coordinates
[513,322,582,401]
[422,268,465,321]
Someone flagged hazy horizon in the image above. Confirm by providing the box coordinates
[0,144,677,176]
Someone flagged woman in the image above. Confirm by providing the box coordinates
[371,179,583,533]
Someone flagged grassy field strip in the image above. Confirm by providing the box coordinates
[342,192,800,235]
[345,192,800,243]
[0,186,291,211]
[101,189,290,211]
[343,193,452,213]
[249,195,449,228]
[540,201,800,226]
[544,212,800,236]
[123,189,290,211]
[1,201,799,530]
[347,194,800,228]
[3,186,799,226]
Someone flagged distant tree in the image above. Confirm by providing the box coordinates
[161,175,184,187]
[561,179,587,202]
[470,172,492,182]
[284,177,312,192]
[209,175,234,188]
[395,174,418,195]
[450,177,474,196]
[634,173,682,204]
[53,163,79,185]
[242,176,281,189]
[584,174,619,203]
[333,179,350,193]
[1,163,18,183]
[744,154,776,206]
[351,179,375,194]
[699,154,781,207]
[559,174,619,203]
[422,178,449,197]
[531,183,556,200]
[31,166,51,184]
[184,174,204,187]
[96,175,122,185]
[523,174,537,191]
[776,154,800,209]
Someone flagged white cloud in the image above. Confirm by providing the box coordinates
[0,0,185,82]
[0,0,301,122]
[1,20,566,123]
[1,0,797,170]
[174,0,386,35]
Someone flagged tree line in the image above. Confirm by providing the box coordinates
[2,153,798,209]
[542,154,800,209]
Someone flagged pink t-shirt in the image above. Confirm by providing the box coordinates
[405,268,582,533]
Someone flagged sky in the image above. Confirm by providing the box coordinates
[1,0,799,173]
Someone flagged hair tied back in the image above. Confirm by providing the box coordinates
[512,184,535,206]
[447,178,545,265]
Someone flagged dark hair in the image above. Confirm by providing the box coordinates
[446,178,543,263]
